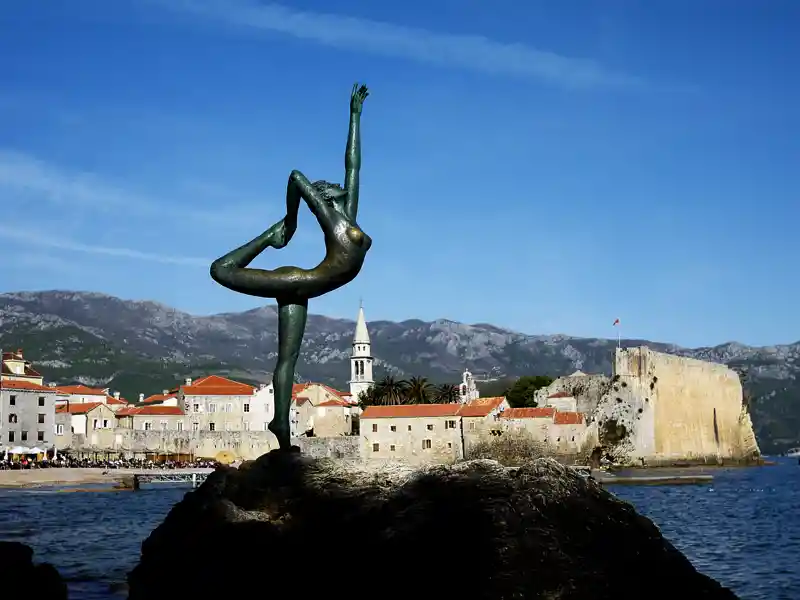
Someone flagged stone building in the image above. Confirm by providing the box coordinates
[1,350,44,386]
[55,402,118,451]
[291,383,354,437]
[459,396,509,452]
[360,404,464,465]
[0,379,59,452]
[180,376,273,433]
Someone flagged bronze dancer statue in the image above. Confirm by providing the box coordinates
[210,84,372,450]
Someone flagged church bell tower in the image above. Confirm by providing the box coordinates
[349,302,374,400]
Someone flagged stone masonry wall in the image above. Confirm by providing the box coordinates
[64,430,361,461]
[589,347,760,464]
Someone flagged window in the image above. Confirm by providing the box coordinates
[447,442,452,449]
[426,424,434,431]
[390,444,396,452]
[37,431,44,441]
[56,424,64,435]
[244,403,250,413]
[160,421,168,431]
[21,431,28,441]
[7,414,16,424]
[192,422,199,432]
[422,439,432,449]
[372,443,379,452]
[9,395,16,405]
[469,422,476,430]
[93,419,99,430]
[38,413,45,424]
[8,432,14,442]
[209,423,216,432]
[226,403,233,413]
[244,421,250,431]
[193,403,200,413]
[103,419,110,428]
[372,423,378,432]
[263,422,269,431]
[39,396,45,406]
[408,425,412,431]
[208,403,217,413]
[390,425,396,432]
[177,421,184,432]
[144,422,151,431]
[446,420,457,429]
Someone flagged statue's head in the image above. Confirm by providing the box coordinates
[313,180,347,211]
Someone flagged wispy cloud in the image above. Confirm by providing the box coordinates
[148,0,640,90]
[0,224,209,267]
[0,150,263,229]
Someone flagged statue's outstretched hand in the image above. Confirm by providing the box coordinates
[350,83,369,114]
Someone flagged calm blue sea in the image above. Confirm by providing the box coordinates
[0,459,798,600]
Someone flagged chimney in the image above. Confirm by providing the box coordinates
[114,391,120,400]
[162,389,169,395]
[48,382,56,387]
[185,378,192,386]
[139,393,144,402]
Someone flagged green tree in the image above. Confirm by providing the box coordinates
[373,375,408,405]
[505,375,554,408]
[405,376,434,403]
[433,383,460,404]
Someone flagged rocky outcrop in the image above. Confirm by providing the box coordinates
[0,542,67,600]
[129,452,738,600]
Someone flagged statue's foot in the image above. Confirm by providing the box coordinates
[262,218,292,249]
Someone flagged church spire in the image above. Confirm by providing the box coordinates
[353,305,370,345]
[349,303,373,400]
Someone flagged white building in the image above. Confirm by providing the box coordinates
[348,304,374,400]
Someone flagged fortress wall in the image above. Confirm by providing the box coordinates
[614,347,759,461]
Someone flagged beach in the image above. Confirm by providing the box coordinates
[0,468,214,488]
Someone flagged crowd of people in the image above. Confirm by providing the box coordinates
[0,455,221,470]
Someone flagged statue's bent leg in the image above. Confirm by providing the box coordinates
[269,300,308,450]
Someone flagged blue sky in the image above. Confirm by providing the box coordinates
[1,0,798,348]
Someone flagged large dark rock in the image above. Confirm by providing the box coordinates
[129,453,738,600]
[0,542,67,600]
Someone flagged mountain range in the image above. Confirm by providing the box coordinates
[0,290,797,453]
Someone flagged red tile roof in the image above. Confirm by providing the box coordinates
[361,404,461,419]
[554,411,585,425]
[116,405,185,416]
[0,380,59,393]
[458,396,506,417]
[548,391,573,399]
[142,393,175,404]
[53,384,107,396]
[499,407,556,420]
[56,402,104,414]
[318,398,350,407]
[182,374,256,396]
[105,395,128,405]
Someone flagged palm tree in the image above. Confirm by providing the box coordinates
[373,375,408,405]
[406,376,434,404]
[433,383,460,404]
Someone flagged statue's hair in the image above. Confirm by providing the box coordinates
[312,180,343,200]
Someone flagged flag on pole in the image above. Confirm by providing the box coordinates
[612,318,620,326]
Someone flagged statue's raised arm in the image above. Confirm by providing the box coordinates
[344,83,369,222]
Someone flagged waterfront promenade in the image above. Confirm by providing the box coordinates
[0,468,215,489]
